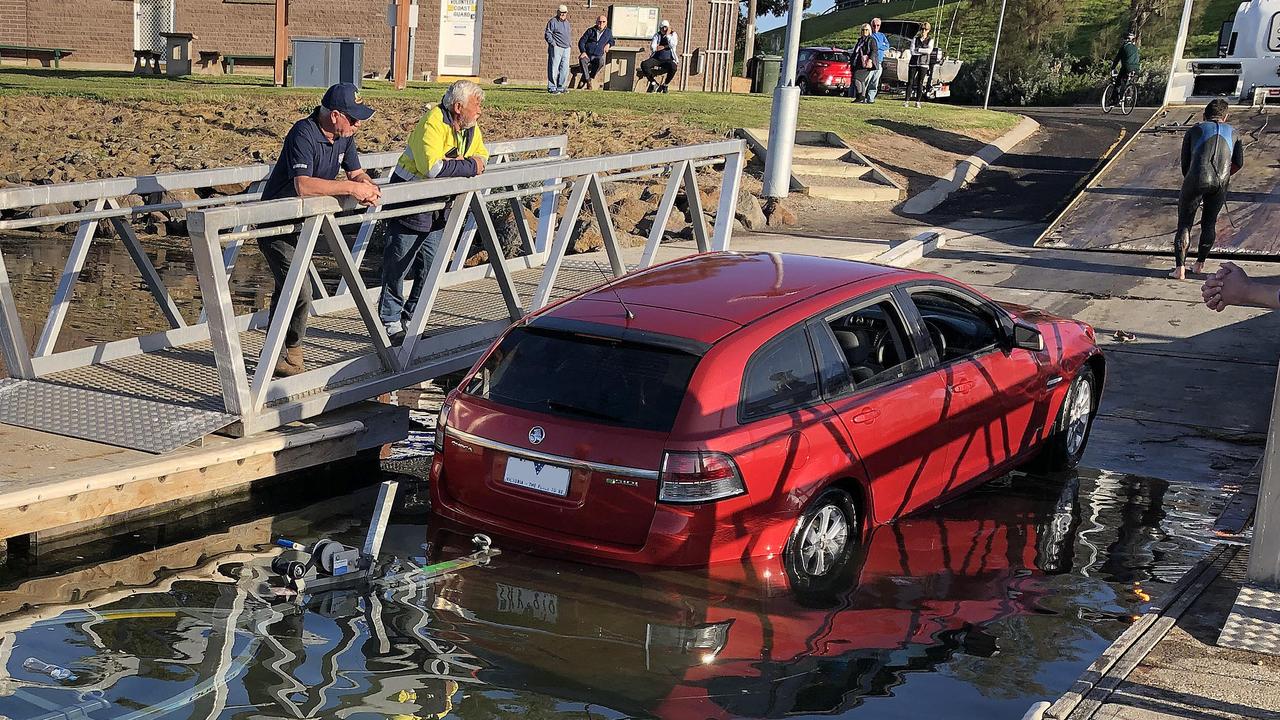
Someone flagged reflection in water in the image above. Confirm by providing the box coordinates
[0,468,1223,719]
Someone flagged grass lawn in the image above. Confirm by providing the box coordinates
[0,67,1019,142]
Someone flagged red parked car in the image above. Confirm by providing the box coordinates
[797,46,852,96]
[429,252,1103,582]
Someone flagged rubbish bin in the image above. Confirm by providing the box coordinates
[751,54,782,94]
[291,37,365,88]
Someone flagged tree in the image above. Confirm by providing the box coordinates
[1128,0,1170,41]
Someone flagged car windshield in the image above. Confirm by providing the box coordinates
[816,51,849,62]
[463,327,701,433]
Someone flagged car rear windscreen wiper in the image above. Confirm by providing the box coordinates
[545,400,621,422]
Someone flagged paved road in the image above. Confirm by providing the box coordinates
[929,107,1156,222]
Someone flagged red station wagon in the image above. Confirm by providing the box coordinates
[429,252,1103,581]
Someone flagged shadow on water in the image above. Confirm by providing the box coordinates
[0,457,1226,720]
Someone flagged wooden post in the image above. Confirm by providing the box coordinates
[393,0,411,89]
[1248,360,1280,588]
[274,0,289,87]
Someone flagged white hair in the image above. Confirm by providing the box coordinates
[442,79,485,109]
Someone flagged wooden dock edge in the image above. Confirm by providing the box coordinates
[0,401,408,542]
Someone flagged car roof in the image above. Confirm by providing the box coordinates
[544,252,903,342]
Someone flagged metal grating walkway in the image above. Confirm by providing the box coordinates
[3,262,614,451]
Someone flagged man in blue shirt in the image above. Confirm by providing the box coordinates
[259,83,381,376]
[545,4,572,94]
[867,17,889,103]
[576,14,615,90]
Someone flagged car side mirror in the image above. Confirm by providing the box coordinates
[1012,322,1044,352]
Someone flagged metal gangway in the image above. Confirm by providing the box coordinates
[0,138,746,452]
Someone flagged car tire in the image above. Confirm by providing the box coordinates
[784,487,860,595]
[1033,367,1097,473]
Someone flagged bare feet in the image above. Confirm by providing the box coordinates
[1168,266,1186,280]
[1192,261,1205,275]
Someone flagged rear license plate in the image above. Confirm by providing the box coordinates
[496,582,559,623]
[502,456,571,497]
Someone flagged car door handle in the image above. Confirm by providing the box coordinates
[950,379,976,395]
[851,408,881,424]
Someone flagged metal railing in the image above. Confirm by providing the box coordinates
[0,135,567,377]
[0,139,746,437]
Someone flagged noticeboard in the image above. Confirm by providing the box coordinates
[610,5,660,40]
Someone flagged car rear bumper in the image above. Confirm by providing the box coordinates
[430,460,794,567]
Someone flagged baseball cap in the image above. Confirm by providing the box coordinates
[557,4,568,12]
[321,82,375,122]
[660,19,670,28]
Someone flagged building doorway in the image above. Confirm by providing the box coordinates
[134,0,174,53]
[438,0,482,76]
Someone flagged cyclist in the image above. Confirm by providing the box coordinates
[1171,99,1245,280]
[1110,31,1140,97]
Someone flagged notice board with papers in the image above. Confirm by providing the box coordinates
[610,5,660,40]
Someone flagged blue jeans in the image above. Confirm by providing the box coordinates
[378,218,442,327]
[867,64,883,102]
[547,45,570,92]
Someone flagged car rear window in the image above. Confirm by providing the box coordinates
[463,327,701,433]
[817,51,849,62]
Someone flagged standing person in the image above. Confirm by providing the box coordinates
[867,17,889,103]
[577,14,614,90]
[640,19,679,93]
[1111,31,1140,94]
[849,24,878,103]
[380,80,489,341]
[1170,99,1245,280]
[904,21,934,108]
[258,83,380,377]
[545,5,572,94]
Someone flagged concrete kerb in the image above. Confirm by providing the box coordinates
[900,115,1041,216]
[873,230,947,267]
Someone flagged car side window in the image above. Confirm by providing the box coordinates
[823,297,924,391]
[909,288,1001,363]
[741,327,822,421]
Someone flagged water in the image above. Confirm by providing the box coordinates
[0,461,1227,720]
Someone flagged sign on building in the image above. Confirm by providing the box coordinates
[610,5,660,40]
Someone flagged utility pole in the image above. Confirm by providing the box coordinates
[982,0,1007,111]
[743,0,758,64]
[762,0,804,200]
[273,0,289,87]
[393,0,412,89]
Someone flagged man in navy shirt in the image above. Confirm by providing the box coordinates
[576,14,614,90]
[260,82,381,376]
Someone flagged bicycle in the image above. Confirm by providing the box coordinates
[1101,71,1137,115]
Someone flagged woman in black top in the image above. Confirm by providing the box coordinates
[850,24,879,103]
[904,22,934,108]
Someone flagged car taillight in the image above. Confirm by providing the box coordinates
[433,402,451,451]
[659,451,745,503]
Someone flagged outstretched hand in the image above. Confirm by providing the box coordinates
[1201,261,1246,312]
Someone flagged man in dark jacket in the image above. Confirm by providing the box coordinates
[1171,99,1245,280]
[577,15,614,90]
[1111,31,1140,92]
[259,83,380,376]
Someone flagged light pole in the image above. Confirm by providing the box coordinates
[762,0,804,200]
[982,0,1008,111]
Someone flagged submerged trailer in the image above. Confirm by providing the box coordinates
[1168,0,1280,106]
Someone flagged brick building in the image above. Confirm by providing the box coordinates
[0,0,736,89]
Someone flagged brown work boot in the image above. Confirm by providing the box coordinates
[274,346,305,377]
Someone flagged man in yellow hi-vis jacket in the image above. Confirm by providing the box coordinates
[379,79,489,341]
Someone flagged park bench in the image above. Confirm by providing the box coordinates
[222,53,291,75]
[0,44,74,68]
[133,49,162,75]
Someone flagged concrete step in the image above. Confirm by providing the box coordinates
[791,160,872,178]
[791,145,851,161]
[798,176,902,203]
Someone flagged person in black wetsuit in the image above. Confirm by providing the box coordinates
[1171,99,1245,280]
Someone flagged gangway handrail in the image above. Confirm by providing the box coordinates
[0,139,746,443]
[0,135,568,360]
